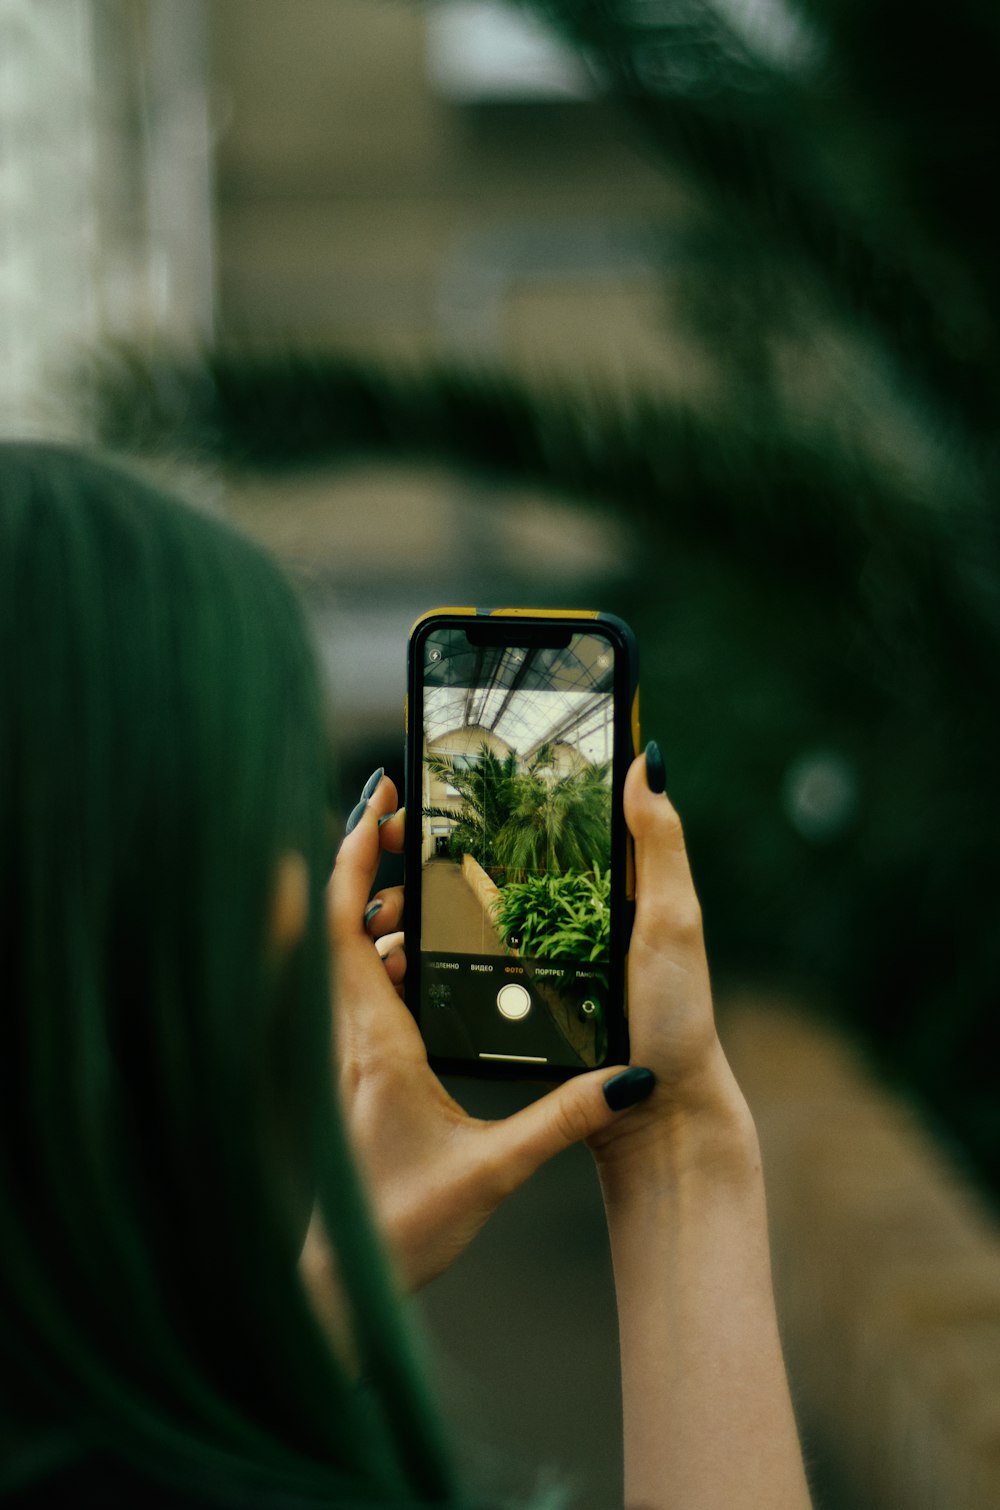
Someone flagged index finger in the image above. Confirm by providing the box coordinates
[328,774,398,948]
[623,752,704,954]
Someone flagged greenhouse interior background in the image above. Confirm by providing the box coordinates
[3,3,1000,1507]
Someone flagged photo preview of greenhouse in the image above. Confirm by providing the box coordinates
[418,627,616,1067]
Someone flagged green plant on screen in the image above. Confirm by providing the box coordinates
[493,869,611,964]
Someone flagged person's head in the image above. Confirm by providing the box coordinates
[0,444,452,1504]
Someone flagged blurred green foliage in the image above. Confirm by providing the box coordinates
[85,0,1000,1191]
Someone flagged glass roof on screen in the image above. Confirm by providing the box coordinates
[422,629,614,763]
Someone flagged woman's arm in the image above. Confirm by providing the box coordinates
[590,754,812,1510]
[598,1070,809,1510]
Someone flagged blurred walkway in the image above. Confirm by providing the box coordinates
[723,997,1000,1510]
[420,858,503,954]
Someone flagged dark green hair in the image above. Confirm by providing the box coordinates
[0,444,455,1505]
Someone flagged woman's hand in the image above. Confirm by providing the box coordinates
[583,750,809,1510]
[327,769,648,1292]
[586,747,753,1177]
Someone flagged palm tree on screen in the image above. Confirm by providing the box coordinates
[424,742,611,880]
[494,759,611,881]
[423,744,521,872]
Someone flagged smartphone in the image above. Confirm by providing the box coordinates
[404,608,639,1079]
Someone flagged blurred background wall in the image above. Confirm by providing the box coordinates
[210,0,694,386]
[0,0,213,431]
[3,2,1000,1506]
[208,0,690,769]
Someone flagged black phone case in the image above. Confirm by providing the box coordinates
[404,608,639,1081]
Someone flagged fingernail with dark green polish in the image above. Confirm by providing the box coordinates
[644,740,666,795]
[364,900,383,926]
[377,812,395,829]
[360,766,384,802]
[345,798,368,835]
[602,1066,656,1112]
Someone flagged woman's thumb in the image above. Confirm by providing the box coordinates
[493,1066,656,1193]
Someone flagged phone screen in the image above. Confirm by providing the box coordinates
[416,624,618,1070]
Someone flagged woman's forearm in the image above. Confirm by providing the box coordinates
[597,1071,812,1510]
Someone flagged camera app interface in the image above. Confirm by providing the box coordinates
[419,627,615,1069]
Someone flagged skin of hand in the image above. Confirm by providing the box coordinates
[586,753,755,1172]
[327,771,646,1292]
